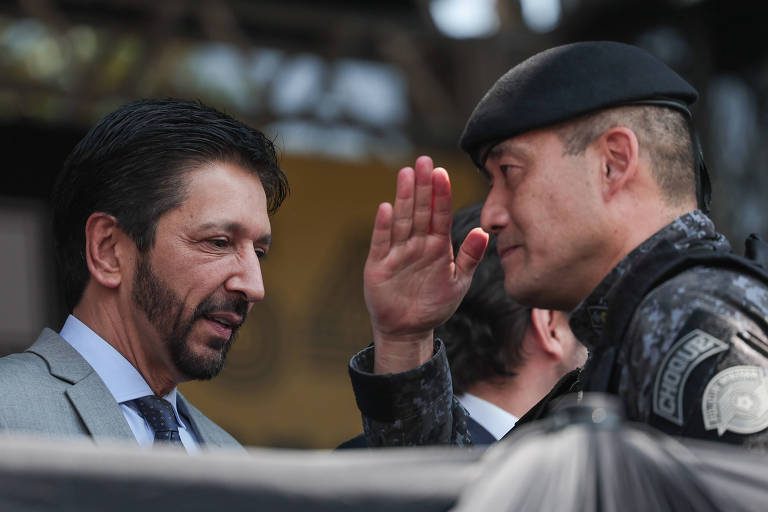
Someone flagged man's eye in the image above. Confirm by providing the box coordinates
[208,238,229,249]
[255,248,268,260]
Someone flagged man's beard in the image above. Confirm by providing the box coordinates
[131,254,248,380]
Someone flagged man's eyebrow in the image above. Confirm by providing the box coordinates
[198,221,242,233]
[198,222,272,245]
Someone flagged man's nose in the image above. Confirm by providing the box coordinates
[226,249,265,303]
[481,187,509,234]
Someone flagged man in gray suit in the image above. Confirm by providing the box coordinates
[0,99,289,451]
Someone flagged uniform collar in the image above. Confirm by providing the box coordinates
[569,210,729,351]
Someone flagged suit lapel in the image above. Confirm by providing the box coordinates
[66,373,136,444]
[176,394,217,445]
[27,329,136,444]
[27,329,94,382]
[177,394,239,449]
[176,395,205,444]
[467,417,497,445]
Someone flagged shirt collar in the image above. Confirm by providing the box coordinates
[457,392,518,441]
[569,210,730,350]
[59,315,184,422]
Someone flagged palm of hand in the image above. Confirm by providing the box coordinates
[363,156,488,344]
[365,230,465,338]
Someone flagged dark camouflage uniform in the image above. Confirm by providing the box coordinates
[349,211,768,448]
[573,210,768,449]
[349,340,471,447]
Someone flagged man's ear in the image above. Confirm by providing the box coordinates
[529,308,564,360]
[84,212,129,289]
[596,126,640,201]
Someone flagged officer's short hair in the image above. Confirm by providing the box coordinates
[554,105,695,203]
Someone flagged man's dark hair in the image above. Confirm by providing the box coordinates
[437,203,531,395]
[52,98,289,311]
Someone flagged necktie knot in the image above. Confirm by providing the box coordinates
[130,395,182,445]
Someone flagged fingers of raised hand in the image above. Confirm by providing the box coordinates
[412,155,434,235]
[378,156,452,258]
[430,167,453,236]
[368,202,393,262]
[391,166,415,244]
[455,227,489,278]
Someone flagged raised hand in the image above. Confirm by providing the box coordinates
[364,156,488,373]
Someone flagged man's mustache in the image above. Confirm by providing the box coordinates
[193,295,249,328]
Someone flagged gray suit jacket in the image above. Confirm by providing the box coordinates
[0,328,242,450]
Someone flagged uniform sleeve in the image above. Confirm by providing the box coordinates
[348,339,471,447]
[618,266,768,448]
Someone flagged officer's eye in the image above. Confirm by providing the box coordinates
[499,165,515,177]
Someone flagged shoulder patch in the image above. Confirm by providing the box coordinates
[702,365,768,436]
[653,329,728,425]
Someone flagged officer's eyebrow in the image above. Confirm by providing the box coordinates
[485,140,529,164]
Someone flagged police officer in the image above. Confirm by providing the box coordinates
[349,41,768,449]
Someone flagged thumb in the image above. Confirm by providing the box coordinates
[455,227,489,279]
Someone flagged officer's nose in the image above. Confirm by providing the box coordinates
[481,186,510,235]
[226,249,265,304]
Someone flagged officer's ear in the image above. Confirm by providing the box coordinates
[595,126,640,201]
[83,212,131,289]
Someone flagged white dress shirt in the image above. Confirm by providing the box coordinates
[457,392,518,441]
[59,315,199,453]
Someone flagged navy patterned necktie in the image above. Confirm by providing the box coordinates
[130,395,183,446]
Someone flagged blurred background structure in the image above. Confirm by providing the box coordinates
[0,0,766,448]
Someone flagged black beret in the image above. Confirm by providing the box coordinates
[459,41,699,168]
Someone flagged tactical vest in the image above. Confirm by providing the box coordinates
[582,234,768,394]
[510,235,768,433]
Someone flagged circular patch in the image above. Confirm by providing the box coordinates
[702,365,768,436]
